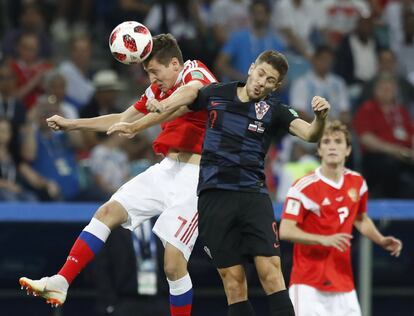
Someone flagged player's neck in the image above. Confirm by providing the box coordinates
[320,163,344,183]
[237,86,250,103]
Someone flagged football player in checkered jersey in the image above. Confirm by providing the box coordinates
[143,49,331,316]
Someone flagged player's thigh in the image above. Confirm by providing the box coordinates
[335,290,362,316]
[111,161,169,231]
[239,192,280,258]
[197,189,244,268]
[289,284,327,316]
[152,161,200,261]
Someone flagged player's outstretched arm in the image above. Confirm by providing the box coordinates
[46,106,144,132]
[354,213,403,257]
[107,106,190,138]
[146,81,204,113]
[280,219,353,252]
[289,96,330,142]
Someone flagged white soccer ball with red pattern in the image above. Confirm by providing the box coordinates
[109,21,153,65]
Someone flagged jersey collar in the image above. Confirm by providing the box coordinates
[315,167,344,189]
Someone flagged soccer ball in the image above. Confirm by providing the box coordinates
[109,21,153,65]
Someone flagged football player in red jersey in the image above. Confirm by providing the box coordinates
[280,120,403,316]
[19,34,217,316]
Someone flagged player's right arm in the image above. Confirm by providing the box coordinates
[279,219,353,252]
[46,105,144,132]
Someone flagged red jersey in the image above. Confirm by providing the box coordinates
[134,60,217,156]
[282,167,368,292]
[353,99,413,152]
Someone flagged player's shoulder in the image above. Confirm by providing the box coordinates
[201,81,237,99]
[344,168,365,182]
[291,171,319,192]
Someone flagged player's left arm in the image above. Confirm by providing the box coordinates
[107,106,190,138]
[354,213,403,257]
[289,96,330,142]
[146,80,205,113]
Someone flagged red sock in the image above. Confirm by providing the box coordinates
[58,219,110,284]
[58,236,96,284]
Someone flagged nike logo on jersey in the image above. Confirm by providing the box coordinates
[211,101,221,106]
[336,196,344,202]
[322,197,331,205]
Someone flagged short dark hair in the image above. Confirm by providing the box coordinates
[313,45,334,58]
[143,33,184,67]
[250,0,272,12]
[318,120,352,147]
[255,50,289,82]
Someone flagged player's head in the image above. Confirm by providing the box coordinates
[246,50,288,101]
[142,33,184,92]
[317,120,351,166]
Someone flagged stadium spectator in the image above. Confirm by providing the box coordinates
[58,35,95,110]
[290,45,350,123]
[279,120,403,316]
[44,70,79,119]
[358,48,414,114]
[334,15,380,102]
[80,69,124,150]
[1,2,52,60]
[94,223,169,316]
[89,134,130,200]
[20,96,83,201]
[393,11,414,85]
[353,75,414,198]
[145,0,208,61]
[210,0,250,47]
[272,0,321,59]
[318,0,372,47]
[0,118,36,201]
[214,0,285,81]
[0,62,27,162]
[9,32,53,109]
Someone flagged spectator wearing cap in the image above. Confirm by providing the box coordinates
[80,69,124,150]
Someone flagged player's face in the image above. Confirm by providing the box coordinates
[246,62,281,101]
[144,57,181,92]
[317,131,351,166]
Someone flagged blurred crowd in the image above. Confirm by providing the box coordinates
[0,0,413,202]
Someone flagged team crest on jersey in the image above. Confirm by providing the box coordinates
[347,188,358,202]
[255,101,270,120]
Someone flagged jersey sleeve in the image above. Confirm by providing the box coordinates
[281,187,308,224]
[272,102,300,131]
[182,61,217,86]
[188,83,218,112]
[133,90,150,114]
[358,179,368,214]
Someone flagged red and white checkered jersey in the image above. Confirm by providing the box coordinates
[133,60,217,156]
[282,167,368,292]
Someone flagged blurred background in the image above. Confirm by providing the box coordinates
[0,0,413,315]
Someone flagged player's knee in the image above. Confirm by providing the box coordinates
[220,269,247,301]
[164,243,188,280]
[95,201,127,229]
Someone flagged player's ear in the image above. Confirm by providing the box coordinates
[171,58,180,71]
[248,63,255,76]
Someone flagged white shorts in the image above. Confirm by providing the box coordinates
[110,157,199,261]
[289,284,362,316]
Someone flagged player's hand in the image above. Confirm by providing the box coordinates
[320,233,353,252]
[107,122,137,138]
[312,96,330,120]
[146,99,164,113]
[379,236,402,257]
[46,115,71,131]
